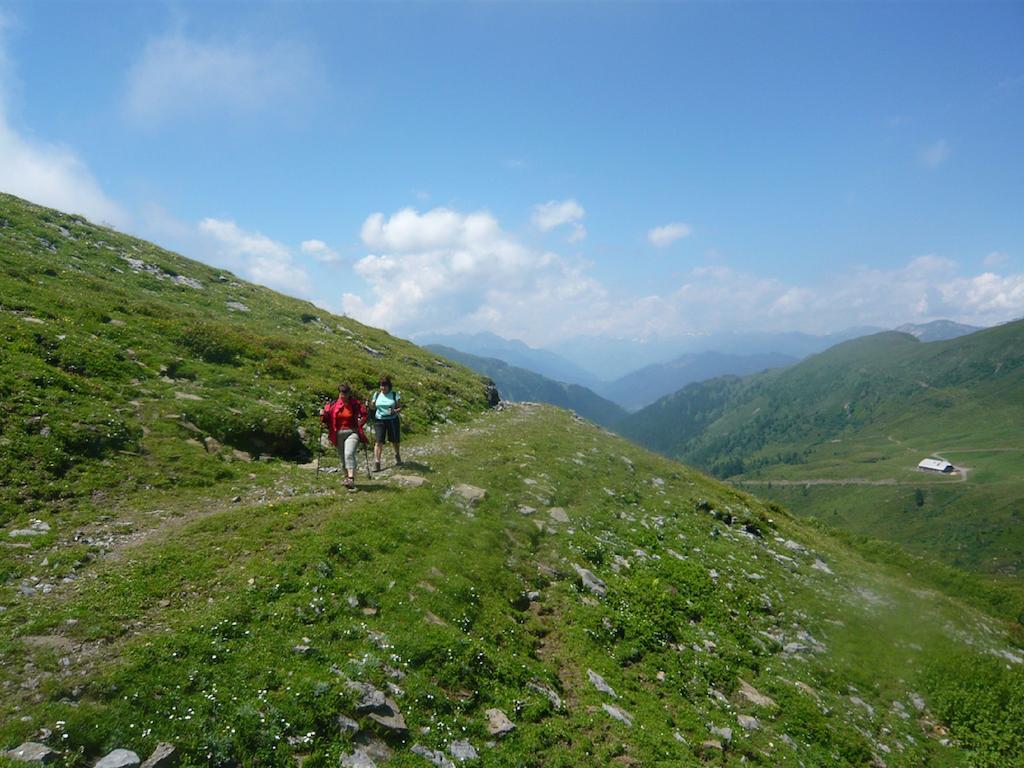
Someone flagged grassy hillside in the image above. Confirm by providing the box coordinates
[618,326,1024,577]
[0,193,494,528]
[2,195,1023,768]
[425,345,626,428]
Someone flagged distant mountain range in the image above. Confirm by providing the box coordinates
[596,350,798,411]
[424,344,626,428]
[545,327,883,381]
[416,332,602,389]
[894,319,983,342]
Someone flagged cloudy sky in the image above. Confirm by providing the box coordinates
[1,2,1022,346]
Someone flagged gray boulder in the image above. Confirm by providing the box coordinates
[140,744,177,768]
[94,750,140,768]
[602,703,633,727]
[485,708,515,737]
[448,740,479,761]
[411,744,455,768]
[587,669,617,698]
[572,564,607,597]
[6,743,59,764]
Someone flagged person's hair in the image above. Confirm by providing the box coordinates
[379,376,392,388]
[338,382,351,395]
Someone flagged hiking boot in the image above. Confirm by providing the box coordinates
[374,461,381,472]
[395,455,403,467]
[344,476,354,488]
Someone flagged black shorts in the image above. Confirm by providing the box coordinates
[374,417,400,445]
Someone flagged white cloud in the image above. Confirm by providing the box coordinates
[984,250,1009,268]
[0,16,126,226]
[648,222,692,248]
[301,239,341,264]
[531,199,585,233]
[342,206,604,342]
[198,218,313,297]
[919,139,951,168]
[123,32,317,125]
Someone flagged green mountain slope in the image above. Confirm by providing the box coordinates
[2,196,1023,768]
[425,344,626,428]
[619,325,1024,576]
[0,193,494,526]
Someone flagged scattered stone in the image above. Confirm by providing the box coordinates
[293,644,314,655]
[812,558,833,574]
[910,693,926,712]
[548,507,569,523]
[784,642,811,655]
[347,681,387,712]
[737,714,760,730]
[485,708,515,737]
[368,698,407,732]
[140,743,177,768]
[424,611,447,626]
[517,505,536,515]
[174,391,203,401]
[392,474,428,488]
[94,750,141,768]
[411,744,455,768]
[340,749,377,768]
[448,740,478,762]
[9,520,51,538]
[528,681,562,710]
[572,563,607,598]
[701,740,724,753]
[783,539,808,554]
[850,695,876,717]
[226,301,250,312]
[232,495,242,503]
[587,669,617,698]
[337,715,360,735]
[602,703,633,727]
[708,725,733,743]
[737,679,776,708]
[5,742,59,764]
[449,484,487,506]
[232,449,252,462]
[203,436,221,454]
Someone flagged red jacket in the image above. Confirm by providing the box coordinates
[321,396,368,445]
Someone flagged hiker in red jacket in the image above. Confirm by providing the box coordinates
[320,383,368,488]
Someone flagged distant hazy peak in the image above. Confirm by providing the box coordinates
[894,320,984,342]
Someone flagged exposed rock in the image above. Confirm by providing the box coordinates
[9,520,50,538]
[587,669,617,698]
[483,381,500,407]
[548,507,569,523]
[140,743,178,768]
[391,474,428,488]
[784,642,811,655]
[602,703,633,727]
[737,679,776,708]
[411,744,455,768]
[812,558,834,574]
[449,484,487,506]
[528,681,563,710]
[701,740,724,753]
[203,436,221,454]
[347,680,387,712]
[708,725,733,743]
[737,714,760,730]
[5,742,59,764]
[226,301,250,312]
[368,698,407,732]
[174,391,203,401]
[338,715,360,735]
[485,708,515,737]
[572,563,607,598]
[94,749,141,768]
[517,505,536,515]
[448,740,479,762]
[910,693,926,712]
[340,749,377,768]
[292,644,314,655]
[232,449,252,462]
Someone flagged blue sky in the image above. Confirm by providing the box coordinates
[1,1,1022,345]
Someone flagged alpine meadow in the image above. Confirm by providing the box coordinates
[2,194,1024,768]
[3,3,1024,767]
